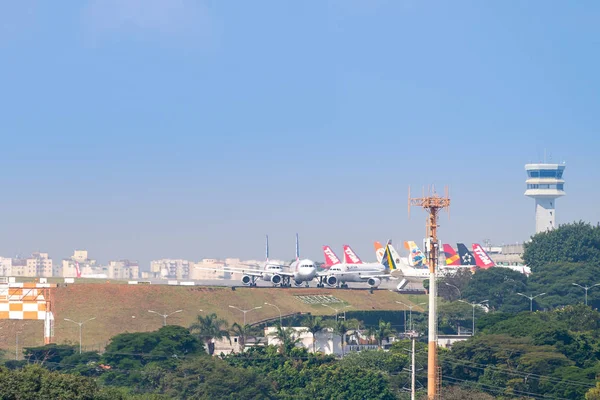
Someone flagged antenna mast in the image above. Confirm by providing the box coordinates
[408,185,450,400]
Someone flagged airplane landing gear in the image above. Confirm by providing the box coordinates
[281,276,292,288]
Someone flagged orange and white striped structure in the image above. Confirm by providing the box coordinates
[0,281,56,344]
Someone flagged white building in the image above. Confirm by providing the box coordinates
[61,250,107,278]
[150,259,191,280]
[525,163,566,233]
[108,260,139,280]
[0,257,12,276]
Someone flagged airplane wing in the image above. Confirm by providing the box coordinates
[193,266,265,277]
[320,271,394,280]
[357,274,393,280]
[276,271,295,277]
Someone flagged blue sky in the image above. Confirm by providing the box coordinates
[1,1,599,267]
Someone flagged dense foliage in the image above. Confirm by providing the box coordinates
[524,221,600,271]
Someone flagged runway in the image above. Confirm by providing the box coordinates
[149,278,424,291]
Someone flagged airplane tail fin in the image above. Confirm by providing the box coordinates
[75,262,82,278]
[457,243,476,266]
[404,241,428,268]
[265,235,269,262]
[443,244,460,266]
[472,243,495,269]
[343,245,363,264]
[381,245,398,272]
[374,241,385,263]
[295,233,299,261]
[323,245,341,266]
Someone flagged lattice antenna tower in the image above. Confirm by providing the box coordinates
[408,185,450,400]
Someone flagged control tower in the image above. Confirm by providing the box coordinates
[525,163,566,233]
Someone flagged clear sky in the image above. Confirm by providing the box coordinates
[1,1,599,267]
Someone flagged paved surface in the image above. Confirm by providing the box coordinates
[153,278,424,291]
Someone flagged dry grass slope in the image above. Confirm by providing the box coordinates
[0,284,426,353]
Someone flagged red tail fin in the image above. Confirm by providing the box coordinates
[443,244,460,266]
[323,246,341,266]
[343,245,363,264]
[472,244,495,269]
[75,262,82,278]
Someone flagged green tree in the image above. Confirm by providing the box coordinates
[326,319,354,357]
[302,315,324,353]
[23,343,77,366]
[523,221,600,271]
[230,322,256,352]
[268,325,304,355]
[438,269,472,301]
[462,267,528,312]
[160,356,275,399]
[528,262,600,309]
[100,325,202,388]
[189,312,230,356]
[374,320,395,350]
[0,364,125,400]
[587,381,600,400]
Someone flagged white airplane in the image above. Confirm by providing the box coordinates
[200,234,317,287]
[374,241,459,290]
[317,245,395,289]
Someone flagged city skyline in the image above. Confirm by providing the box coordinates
[1,2,599,267]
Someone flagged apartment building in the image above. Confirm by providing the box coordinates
[150,259,191,280]
[61,250,108,278]
[108,260,139,280]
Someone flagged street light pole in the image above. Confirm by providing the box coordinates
[517,293,546,312]
[396,301,426,331]
[229,305,262,325]
[444,282,462,299]
[321,304,351,323]
[264,302,282,326]
[64,317,96,354]
[458,300,488,336]
[148,310,183,326]
[572,283,600,306]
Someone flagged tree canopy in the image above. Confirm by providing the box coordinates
[524,221,600,271]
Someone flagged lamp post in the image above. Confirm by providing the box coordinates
[572,283,600,306]
[321,304,351,322]
[395,301,426,331]
[264,302,282,326]
[147,310,183,327]
[64,317,96,354]
[458,300,488,336]
[229,305,262,325]
[516,292,546,312]
[444,282,462,299]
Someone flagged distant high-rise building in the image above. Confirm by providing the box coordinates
[525,163,566,233]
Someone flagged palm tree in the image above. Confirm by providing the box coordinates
[375,320,395,350]
[189,313,230,355]
[328,319,359,357]
[366,326,377,345]
[268,324,304,355]
[230,322,252,353]
[302,315,324,353]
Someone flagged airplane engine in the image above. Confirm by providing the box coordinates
[294,280,303,287]
[326,275,338,287]
[271,274,282,285]
[367,277,381,288]
[241,275,252,286]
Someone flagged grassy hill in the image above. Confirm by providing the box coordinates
[0,284,426,354]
